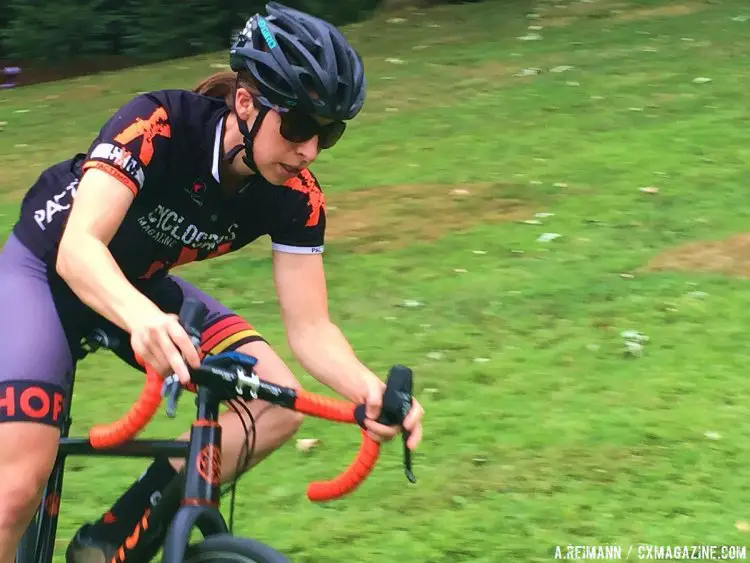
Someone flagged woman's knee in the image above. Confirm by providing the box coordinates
[279,407,304,438]
[0,422,59,526]
[235,340,300,386]
[0,476,47,528]
[235,340,305,436]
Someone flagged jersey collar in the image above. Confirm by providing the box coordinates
[211,110,228,184]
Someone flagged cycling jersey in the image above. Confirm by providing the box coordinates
[12,89,327,281]
[1,88,328,426]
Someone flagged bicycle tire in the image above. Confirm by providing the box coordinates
[183,533,291,563]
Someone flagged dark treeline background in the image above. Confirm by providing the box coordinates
[0,0,387,63]
[0,0,486,85]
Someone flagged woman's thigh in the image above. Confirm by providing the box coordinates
[0,235,74,429]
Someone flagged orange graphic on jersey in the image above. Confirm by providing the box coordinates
[139,243,233,280]
[284,169,326,227]
[139,260,165,281]
[139,246,195,280]
[207,241,232,259]
[173,246,199,268]
[113,106,171,166]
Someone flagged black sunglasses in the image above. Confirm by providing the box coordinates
[253,95,346,150]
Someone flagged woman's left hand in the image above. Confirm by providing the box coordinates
[362,375,424,450]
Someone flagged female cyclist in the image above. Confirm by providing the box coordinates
[0,3,424,562]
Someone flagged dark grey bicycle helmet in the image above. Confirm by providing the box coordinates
[229,2,366,121]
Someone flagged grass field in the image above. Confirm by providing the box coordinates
[2,0,750,560]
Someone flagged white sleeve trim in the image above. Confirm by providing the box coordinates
[272,243,324,255]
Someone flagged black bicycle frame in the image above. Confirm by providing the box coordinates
[17,377,231,563]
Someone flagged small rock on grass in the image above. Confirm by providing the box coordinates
[621,330,649,343]
[624,341,643,357]
[296,439,319,453]
[515,68,541,77]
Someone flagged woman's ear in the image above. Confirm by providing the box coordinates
[235,87,254,121]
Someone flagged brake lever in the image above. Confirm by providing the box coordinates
[161,375,182,418]
[160,298,207,418]
[403,436,416,484]
[356,365,417,484]
[388,365,417,484]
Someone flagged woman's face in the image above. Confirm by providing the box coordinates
[252,107,322,184]
[232,87,324,185]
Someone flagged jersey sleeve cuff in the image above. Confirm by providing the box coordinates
[271,243,324,255]
[82,161,139,196]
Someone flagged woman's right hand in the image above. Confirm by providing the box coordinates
[129,310,202,383]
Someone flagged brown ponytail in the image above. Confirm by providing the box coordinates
[193,70,257,109]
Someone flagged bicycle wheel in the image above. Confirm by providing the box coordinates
[183,533,291,563]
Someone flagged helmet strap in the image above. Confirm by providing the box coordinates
[223,105,269,174]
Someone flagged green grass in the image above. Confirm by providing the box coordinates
[3,0,750,560]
